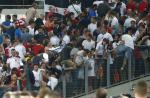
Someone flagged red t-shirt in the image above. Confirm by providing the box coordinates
[32,44,45,56]
[127,1,136,11]
[23,42,31,52]
[139,1,148,13]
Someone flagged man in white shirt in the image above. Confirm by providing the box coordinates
[114,27,134,70]
[88,17,97,35]
[15,40,26,60]
[32,64,41,89]
[108,11,119,35]
[27,20,35,35]
[68,1,82,17]
[6,49,23,70]
[50,35,60,46]
[113,0,126,16]
[95,40,104,57]
[97,27,113,43]
[82,33,95,51]
[124,14,136,30]
[62,32,70,45]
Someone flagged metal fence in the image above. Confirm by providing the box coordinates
[0,45,150,98]
[61,45,150,98]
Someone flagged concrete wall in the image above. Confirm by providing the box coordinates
[78,75,150,98]
[0,9,44,21]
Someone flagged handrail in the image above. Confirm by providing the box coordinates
[69,45,150,98]
[70,74,150,98]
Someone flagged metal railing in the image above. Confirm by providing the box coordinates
[62,45,150,98]
[0,45,149,98]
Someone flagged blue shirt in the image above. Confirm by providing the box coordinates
[2,21,15,41]
[88,9,96,18]
[15,28,22,39]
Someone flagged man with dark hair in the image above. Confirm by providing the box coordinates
[12,14,18,23]
[134,80,149,98]
[2,15,15,41]
[96,88,107,98]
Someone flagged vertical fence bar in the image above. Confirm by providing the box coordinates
[85,63,88,94]
[107,54,110,87]
[128,52,132,80]
[62,73,66,98]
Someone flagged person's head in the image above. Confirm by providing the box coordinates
[103,20,109,27]
[33,64,39,71]
[38,27,44,34]
[96,88,107,98]
[29,19,35,28]
[113,34,120,41]
[4,37,11,45]
[134,80,149,98]
[70,12,75,20]
[11,49,16,57]
[32,2,38,9]
[20,66,24,74]
[91,17,97,23]
[12,14,17,22]
[11,73,17,82]
[109,11,116,18]
[86,33,93,41]
[5,15,11,21]
[126,27,132,35]
[101,26,107,34]
[49,6,55,13]
[92,4,97,10]
[139,23,146,33]
[131,20,136,28]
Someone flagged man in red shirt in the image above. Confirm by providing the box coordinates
[32,40,45,56]
[139,0,148,13]
[127,0,137,11]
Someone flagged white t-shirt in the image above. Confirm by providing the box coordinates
[96,41,104,55]
[97,32,113,42]
[82,40,95,50]
[88,23,97,35]
[111,16,119,29]
[15,44,26,60]
[132,30,140,42]
[124,17,136,28]
[122,34,134,49]
[6,56,23,69]
[27,25,35,35]
[112,41,121,49]
[120,2,126,16]
[32,69,41,87]
[62,35,70,45]
[47,77,58,90]
[88,58,95,77]
[50,35,60,46]
[68,4,82,17]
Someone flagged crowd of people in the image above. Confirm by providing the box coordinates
[0,0,150,97]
